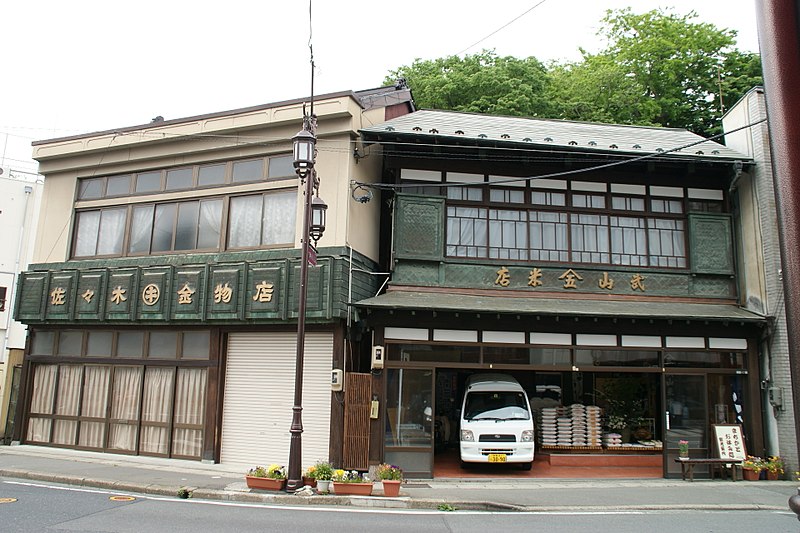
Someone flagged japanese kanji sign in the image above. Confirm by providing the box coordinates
[712,424,747,461]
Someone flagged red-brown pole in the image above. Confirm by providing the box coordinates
[755,0,800,479]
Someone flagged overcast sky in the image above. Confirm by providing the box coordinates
[2,1,760,173]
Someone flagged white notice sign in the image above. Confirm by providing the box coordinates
[713,424,747,461]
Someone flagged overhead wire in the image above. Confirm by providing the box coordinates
[455,0,549,56]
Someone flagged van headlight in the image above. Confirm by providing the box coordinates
[461,429,474,442]
[521,430,534,442]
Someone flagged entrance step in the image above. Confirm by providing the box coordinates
[544,453,662,467]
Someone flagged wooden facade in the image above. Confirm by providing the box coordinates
[357,110,768,478]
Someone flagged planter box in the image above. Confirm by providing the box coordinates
[332,481,373,496]
[303,476,317,488]
[246,476,286,491]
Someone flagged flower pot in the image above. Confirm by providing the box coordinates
[678,449,689,458]
[382,480,401,497]
[332,481,373,496]
[316,479,332,493]
[303,476,317,488]
[742,468,760,481]
[766,470,779,481]
[246,476,286,491]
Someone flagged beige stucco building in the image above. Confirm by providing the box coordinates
[11,85,412,469]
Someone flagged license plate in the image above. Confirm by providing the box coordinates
[488,453,507,463]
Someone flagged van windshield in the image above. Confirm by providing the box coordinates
[464,391,530,420]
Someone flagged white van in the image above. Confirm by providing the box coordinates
[459,374,535,469]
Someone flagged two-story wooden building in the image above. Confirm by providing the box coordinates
[11,85,413,469]
[358,110,767,478]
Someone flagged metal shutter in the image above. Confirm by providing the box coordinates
[220,332,333,469]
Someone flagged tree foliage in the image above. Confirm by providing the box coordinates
[385,8,762,137]
[385,51,554,118]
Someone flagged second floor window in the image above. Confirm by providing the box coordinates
[129,199,223,254]
[72,190,296,258]
[447,204,686,268]
[228,191,296,248]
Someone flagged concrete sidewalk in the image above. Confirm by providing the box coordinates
[0,445,796,512]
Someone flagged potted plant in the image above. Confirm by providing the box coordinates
[742,456,764,481]
[765,456,784,480]
[310,461,334,493]
[245,464,287,491]
[374,463,403,497]
[331,469,373,496]
[677,440,689,459]
[303,465,318,488]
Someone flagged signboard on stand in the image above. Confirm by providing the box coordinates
[712,424,747,460]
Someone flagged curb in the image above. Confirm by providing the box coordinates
[0,469,791,513]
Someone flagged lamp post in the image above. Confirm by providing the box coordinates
[286,118,327,492]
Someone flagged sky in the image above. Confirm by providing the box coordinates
[1,1,760,174]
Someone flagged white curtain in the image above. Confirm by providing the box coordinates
[52,365,82,445]
[172,368,207,458]
[128,205,154,254]
[262,191,296,245]
[74,212,101,257]
[78,366,110,448]
[27,364,57,442]
[197,199,222,249]
[228,195,262,248]
[140,367,174,455]
[108,367,143,451]
[97,208,126,255]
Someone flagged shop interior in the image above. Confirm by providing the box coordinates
[429,369,663,477]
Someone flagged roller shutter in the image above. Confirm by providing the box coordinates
[220,331,333,468]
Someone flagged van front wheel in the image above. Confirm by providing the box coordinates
[517,461,532,471]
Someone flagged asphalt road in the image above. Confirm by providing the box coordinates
[1,478,797,533]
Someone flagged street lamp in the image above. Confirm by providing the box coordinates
[310,196,328,243]
[292,129,316,179]
[286,121,326,492]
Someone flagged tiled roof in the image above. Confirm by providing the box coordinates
[361,109,750,161]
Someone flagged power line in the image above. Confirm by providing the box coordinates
[455,0,549,56]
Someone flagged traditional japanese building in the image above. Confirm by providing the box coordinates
[357,110,771,478]
[12,90,792,481]
[11,85,414,468]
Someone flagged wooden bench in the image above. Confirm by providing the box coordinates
[675,458,743,481]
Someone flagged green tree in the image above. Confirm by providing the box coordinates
[386,9,762,136]
[584,8,761,135]
[385,50,554,118]
[546,54,660,126]
[718,50,763,114]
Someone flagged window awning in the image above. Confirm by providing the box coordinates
[354,290,766,324]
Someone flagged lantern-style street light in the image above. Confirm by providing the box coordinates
[310,196,327,243]
[292,129,316,179]
[286,120,327,492]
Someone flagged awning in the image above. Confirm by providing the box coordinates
[354,290,767,324]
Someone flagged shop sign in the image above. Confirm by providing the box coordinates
[493,266,647,293]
